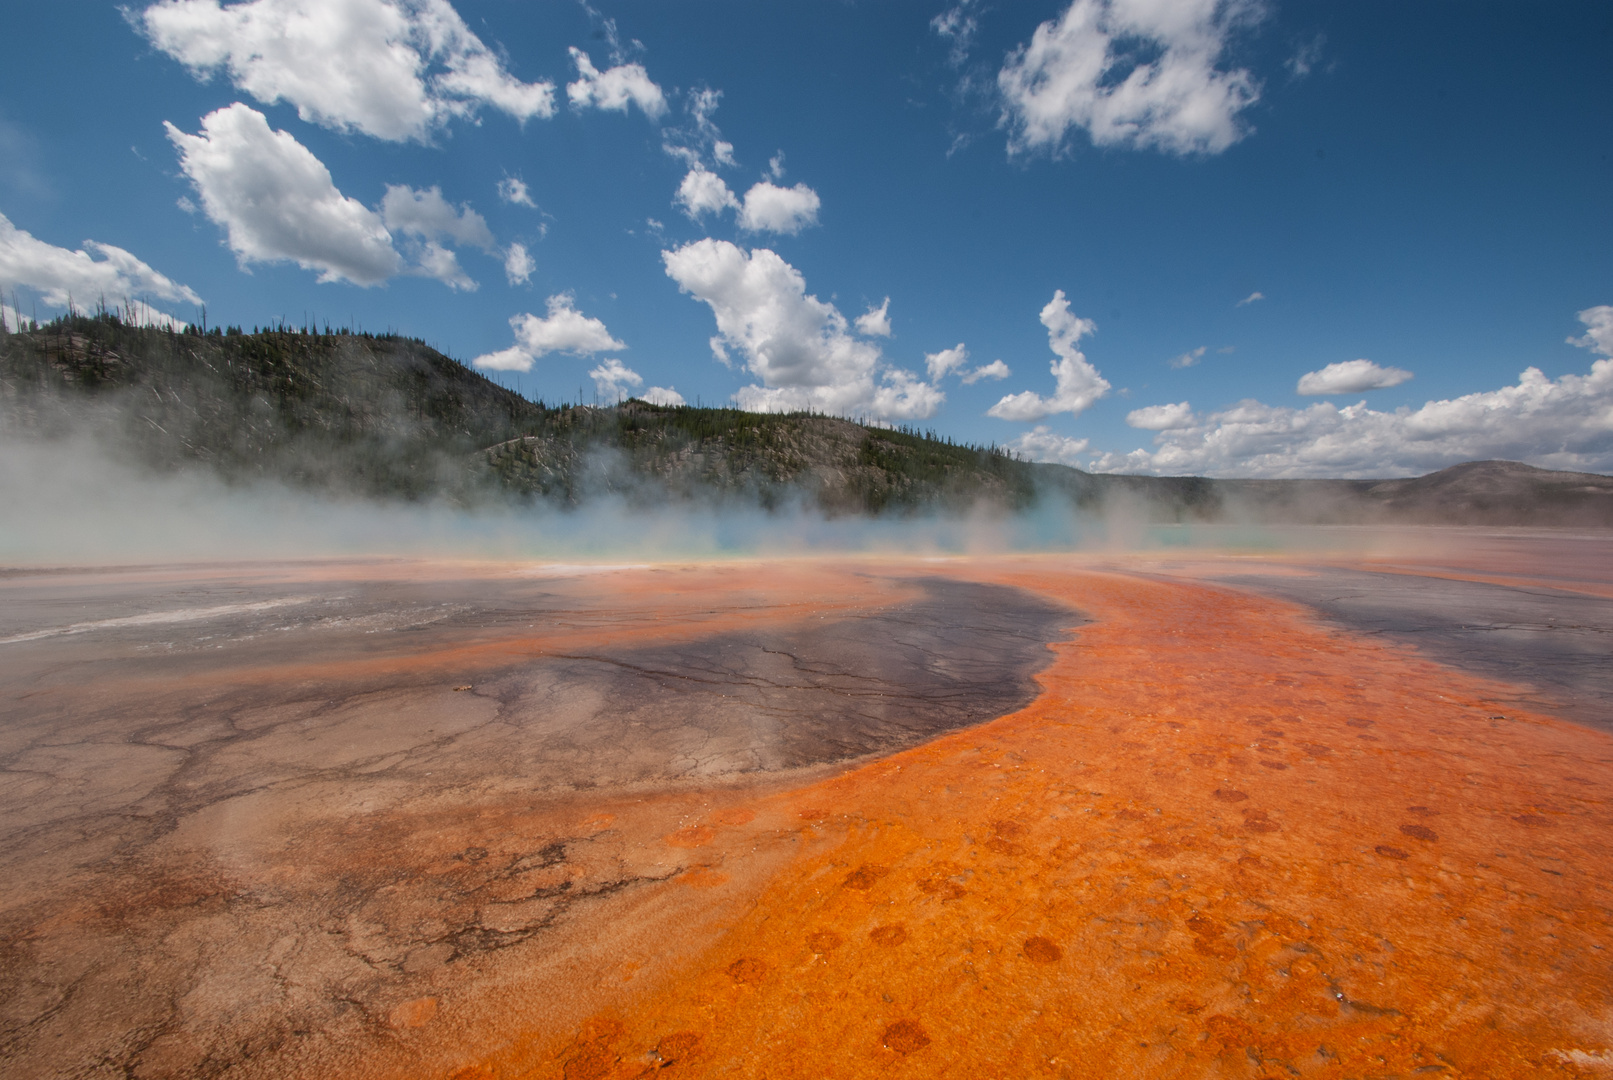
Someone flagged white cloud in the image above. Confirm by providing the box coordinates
[998,0,1262,157]
[672,170,824,235]
[471,292,625,372]
[925,342,969,380]
[855,297,892,337]
[1297,359,1414,395]
[380,184,494,250]
[0,212,202,314]
[1569,305,1613,357]
[932,1,980,67]
[737,180,821,235]
[1094,310,1613,476]
[1126,401,1196,430]
[1169,345,1206,369]
[664,86,735,170]
[768,152,787,180]
[503,242,534,285]
[566,48,666,119]
[1286,35,1325,80]
[661,238,941,419]
[1009,425,1090,466]
[410,240,474,291]
[139,0,555,143]
[961,359,1010,384]
[589,357,642,402]
[1237,290,1265,306]
[166,103,402,286]
[642,385,686,407]
[674,166,739,219]
[497,176,536,207]
[987,290,1110,420]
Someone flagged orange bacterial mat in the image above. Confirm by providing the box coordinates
[442,560,1612,1080]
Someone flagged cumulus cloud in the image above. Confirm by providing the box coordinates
[855,297,892,337]
[998,0,1262,157]
[1569,305,1613,357]
[471,292,625,372]
[642,385,686,407]
[566,48,666,119]
[503,242,534,285]
[674,166,739,219]
[1009,425,1090,466]
[380,183,493,249]
[1093,309,1613,477]
[737,180,821,235]
[139,0,556,143]
[925,343,970,380]
[0,212,202,315]
[497,176,536,207]
[1169,345,1206,369]
[1296,359,1414,395]
[961,359,1010,384]
[661,238,942,419]
[671,168,822,236]
[165,103,402,285]
[1237,290,1264,306]
[1126,401,1196,430]
[588,357,643,402]
[987,290,1110,420]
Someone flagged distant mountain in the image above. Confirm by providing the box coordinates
[3,313,1609,526]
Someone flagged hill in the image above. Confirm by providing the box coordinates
[3,311,1609,525]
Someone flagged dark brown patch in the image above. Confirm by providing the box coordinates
[1399,824,1438,842]
[1258,761,1289,770]
[881,1019,932,1055]
[1117,808,1149,821]
[991,820,1025,838]
[726,957,767,984]
[1299,743,1332,757]
[656,1032,703,1065]
[1375,845,1410,860]
[1022,936,1062,963]
[806,930,843,954]
[1407,806,1438,816]
[797,807,831,821]
[870,924,908,947]
[1261,730,1285,737]
[1242,809,1279,834]
[986,837,1025,856]
[1213,789,1249,802]
[1346,718,1374,729]
[1143,842,1179,858]
[843,864,891,890]
[1237,855,1263,868]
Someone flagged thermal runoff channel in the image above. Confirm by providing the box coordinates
[0,534,1609,1079]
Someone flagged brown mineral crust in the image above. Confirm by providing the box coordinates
[452,562,1612,1080]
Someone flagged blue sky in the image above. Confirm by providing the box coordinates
[1,0,1609,477]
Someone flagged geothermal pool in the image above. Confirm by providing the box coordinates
[1,531,1609,1079]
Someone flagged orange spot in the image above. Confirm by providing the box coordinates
[881,1019,931,1055]
[386,996,438,1029]
[1022,936,1062,963]
[679,867,728,889]
[706,808,755,827]
[726,957,767,985]
[869,924,908,947]
[841,864,890,890]
[664,825,716,848]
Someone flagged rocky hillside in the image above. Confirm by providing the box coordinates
[3,312,1609,524]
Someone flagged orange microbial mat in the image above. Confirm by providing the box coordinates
[1,541,1608,1080]
[439,554,1611,1080]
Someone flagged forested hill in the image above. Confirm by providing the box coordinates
[4,312,1610,525]
[0,312,1042,512]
